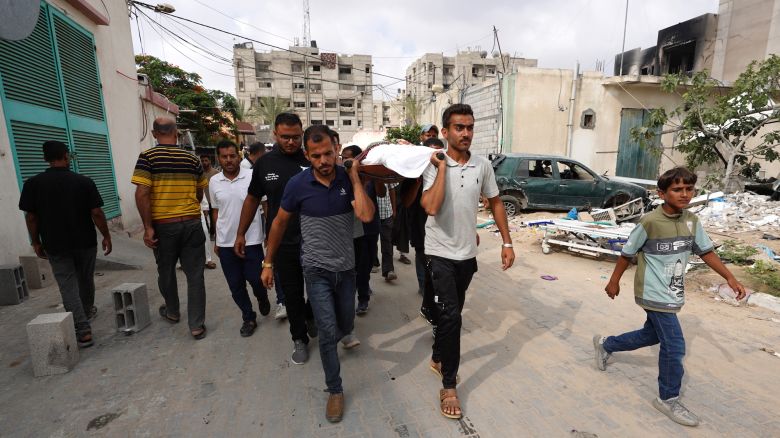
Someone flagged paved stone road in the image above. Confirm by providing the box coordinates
[1,227,778,437]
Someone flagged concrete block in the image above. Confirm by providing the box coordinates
[19,256,54,289]
[112,283,151,333]
[26,312,79,377]
[0,264,29,305]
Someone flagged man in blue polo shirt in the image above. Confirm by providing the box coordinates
[262,125,375,424]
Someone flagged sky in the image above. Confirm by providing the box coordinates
[129,0,719,99]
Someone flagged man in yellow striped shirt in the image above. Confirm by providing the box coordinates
[132,117,208,340]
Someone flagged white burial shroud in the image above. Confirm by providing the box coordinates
[359,144,439,178]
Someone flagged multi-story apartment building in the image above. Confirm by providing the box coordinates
[372,99,403,130]
[233,42,373,142]
[404,51,537,100]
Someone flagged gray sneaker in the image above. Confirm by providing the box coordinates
[593,335,611,371]
[652,397,700,427]
[340,333,361,349]
[291,340,308,365]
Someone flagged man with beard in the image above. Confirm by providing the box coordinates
[262,125,375,423]
[235,113,316,364]
[210,140,270,337]
[421,104,515,419]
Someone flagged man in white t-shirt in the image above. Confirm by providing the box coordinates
[420,104,515,420]
[210,140,271,337]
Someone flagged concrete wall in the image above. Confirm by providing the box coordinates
[712,0,778,82]
[461,80,502,157]
[502,68,686,176]
[0,0,144,264]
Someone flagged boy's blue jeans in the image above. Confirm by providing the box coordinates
[603,310,686,400]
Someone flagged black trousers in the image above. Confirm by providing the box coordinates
[429,255,477,389]
[276,243,313,343]
[354,233,378,303]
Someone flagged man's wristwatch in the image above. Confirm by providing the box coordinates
[261,262,273,269]
[502,243,514,248]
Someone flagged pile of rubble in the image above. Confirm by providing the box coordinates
[697,192,780,233]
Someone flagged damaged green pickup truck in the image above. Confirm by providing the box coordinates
[491,153,648,217]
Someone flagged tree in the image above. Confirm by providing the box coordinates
[253,96,291,125]
[385,124,422,144]
[633,55,780,190]
[402,95,424,126]
[135,55,236,145]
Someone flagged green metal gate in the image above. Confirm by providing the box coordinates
[0,2,120,218]
[616,108,662,180]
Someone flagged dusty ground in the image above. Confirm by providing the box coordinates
[0,213,779,437]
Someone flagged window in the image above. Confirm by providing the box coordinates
[259,81,272,88]
[339,84,354,91]
[528,160,553,179]
[293,82,305,90]
[556,161,595,181]
[255,62,269,73]
[487,67,495,75]
[358,120,362,127]
[339,66,352,75]
[294,101,306,108]
[236,59,243,68]
[311,120,322,125]
[238,80,244,91]
[292,63,304,73]
[580,109,596,129]
[310,101,321,108]
[365,65,370,73]
[357,102,361,109]
[343,120,352,126]
[312,64,321,72]
[310,83,322,93]
[325,101,337,109]
[326,120,335,126]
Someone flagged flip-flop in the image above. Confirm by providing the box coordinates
[191,325,207,340]
[429,361,460,383]
[158,306,180,324]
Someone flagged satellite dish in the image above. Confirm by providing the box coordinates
[0,0,40,41]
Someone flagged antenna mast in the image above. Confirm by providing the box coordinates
[302,0,311,46]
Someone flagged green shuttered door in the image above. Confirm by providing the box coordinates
[0,2,120,218]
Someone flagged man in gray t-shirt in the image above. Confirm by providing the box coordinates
[420,104,515,420]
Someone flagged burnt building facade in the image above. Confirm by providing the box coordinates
[614,13,718,77]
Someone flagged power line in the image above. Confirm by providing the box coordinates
[128,1,429,87]
[191,0,295,43]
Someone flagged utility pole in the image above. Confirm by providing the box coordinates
[493,25,507,73]
[619,0,629,76]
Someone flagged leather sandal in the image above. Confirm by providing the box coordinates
[158,306,180,323]
[439,388,462,419]
[191,325,207,340]
[429,361,460,383]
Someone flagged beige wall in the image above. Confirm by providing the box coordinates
[0,0,144,263]
[503,68,686,176]
[713,0,778,82]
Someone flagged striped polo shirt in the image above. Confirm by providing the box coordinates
[621,207,714,313]
[131,144,207,220]
[280,166,355,272]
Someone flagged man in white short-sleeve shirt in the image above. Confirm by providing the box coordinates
[420,104,515,420]
[210,140,270,337]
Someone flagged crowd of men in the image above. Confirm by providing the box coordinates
[18,102,746,428]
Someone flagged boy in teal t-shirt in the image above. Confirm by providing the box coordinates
[594,167,745,427]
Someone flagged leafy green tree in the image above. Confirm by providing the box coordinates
[402,95,424,126]
[385,124,422,144]
[135,55,236,145]
[633,55,780,190]
[253,96,291,125]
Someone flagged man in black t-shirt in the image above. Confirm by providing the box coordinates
[18,141,112,348]
[235,113,316,364]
